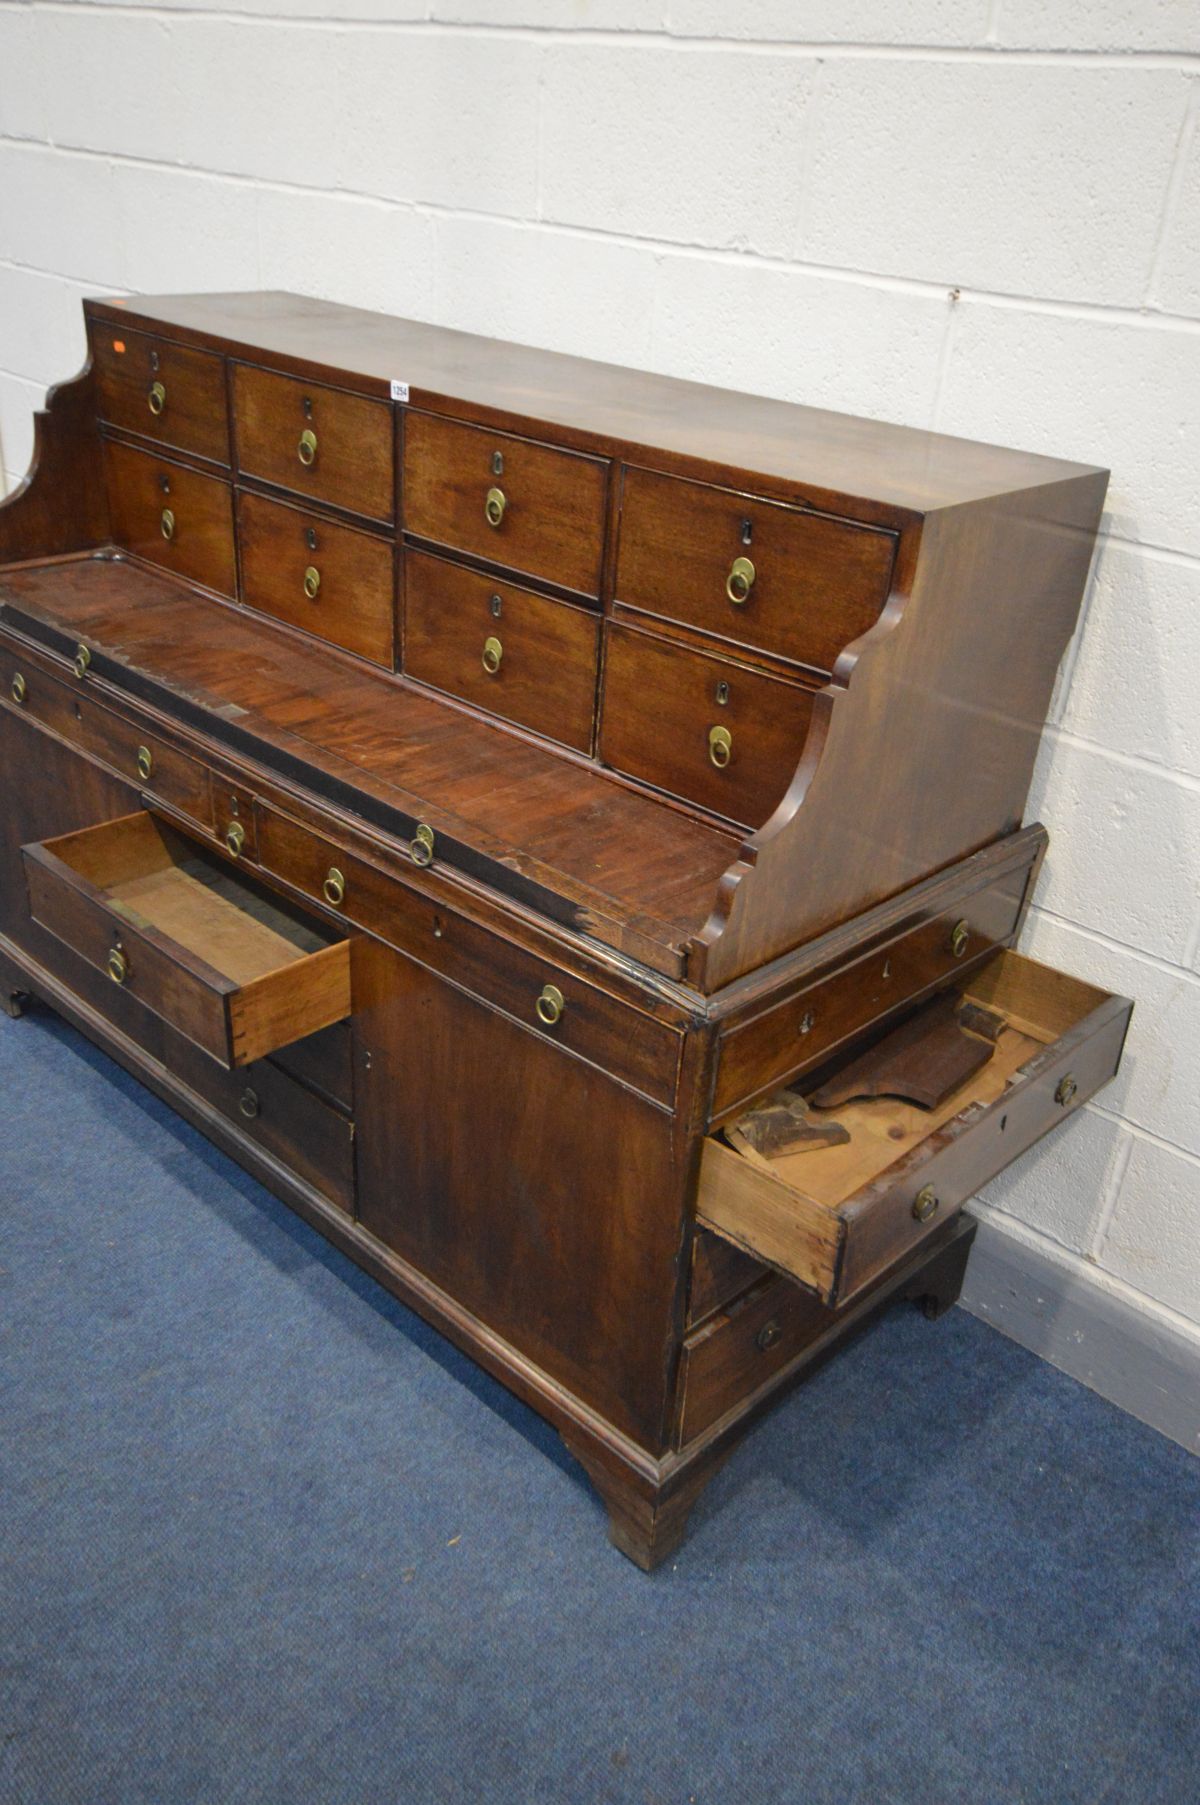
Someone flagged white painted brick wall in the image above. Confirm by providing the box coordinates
[1,1,1198,1361]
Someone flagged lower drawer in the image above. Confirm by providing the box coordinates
[677,1273,830,1442]
[696,950,1131,1307]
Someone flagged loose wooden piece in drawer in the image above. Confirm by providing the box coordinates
[600,623,814,827]
[404,550,599,751]
[696,950,1131,1307]
[232,364,393,522]
[403,412,608,597]
[239,491,395,667]
[616,466,896,673]
[22,812,352,1069]
[93,324,230,466]
[104,440,235,597]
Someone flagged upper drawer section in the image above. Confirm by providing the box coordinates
[93,325,230,466]
[232,365,394,523]
[104,440,236,598]
[238,491,395,669]
[403,413,608,598]
[615,467,896,673]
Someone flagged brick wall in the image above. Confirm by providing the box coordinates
[2,1,1198,1356]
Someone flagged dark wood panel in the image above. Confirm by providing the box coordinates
[616,465,895,673]
[686,1228,769,1329]
[403,411,608,596]
[92,322,229,465]
[232,362,393,522]
[104,439,235,597]
[239,490,395,667]
[404,550,599,752]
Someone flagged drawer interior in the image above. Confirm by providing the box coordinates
[696,949,1130,1304]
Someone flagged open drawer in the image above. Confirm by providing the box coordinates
[695,950,1131,1308]
[22,812,352,1069]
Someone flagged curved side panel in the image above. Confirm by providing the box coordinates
[690,472,1108,993]
[0,363,108,564]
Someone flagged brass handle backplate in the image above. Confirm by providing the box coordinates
[73,643,91,680]
[225,821,246,859]
[482,635,502,675]
[148,380,166,417]
[135,745,154,782]
[323,867,346,907]
[485,486,507,528]
[1056,1074,1078,1107]
[726,555,756,605]
[107,946,129,986]
[298,428,318,467]
[160,507,175,542]
[410,822,435,867]
[239,1088,260,1120]
[912,1184,939,1224]
[708,724,732,768]
[536,983,565,1027]
[11,672,26,705]
[303,565,321,601]
[950,919,970,959]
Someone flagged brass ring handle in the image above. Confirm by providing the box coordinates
[298,428,318,467]
[726,556,756,605]
[225,821,246,859]
[484,486,507,528]
[148,380,166,417]
[11,672,26,705]
[410,822,435,867]
[950,918,970,959]
[756,1319,782,1353]
[535,983,565,1027]
[73,644,91,680]
[239,1088,260,1121]
[323,867,346,908]
[482,636,502,676]
[135,745,154,782]
[160,507,175,542]
[1055,1074,1078,1108]
[912,1184,939,1224]
[107,947,129,986]
[303,565,321,601]
[708,724,732,768]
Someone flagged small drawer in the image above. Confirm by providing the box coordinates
[677,1274,830,1443]
[23,811,352,1070]
[232,365,393,522]
[696,950,1132,1308]
[616,467,896,673]
[104,440,235,598]
[599,623,814,828]
[92,324,230,466]
[404,550,599,751]
[239,491,395,667]
[403,412,608,597]
[1,651,213,830]
[255,805,683,1109]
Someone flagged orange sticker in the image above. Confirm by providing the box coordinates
[112,339,126,354]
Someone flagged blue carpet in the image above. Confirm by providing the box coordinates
[1,1004,1197,1805]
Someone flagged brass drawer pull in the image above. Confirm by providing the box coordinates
[225,820,246,859]
[1056,1073,1078,1107]
[323,866,346,907]
[726,555,756,605]
[303,565,321,601]
[148,380,166,417]
[912,1184,939,1223]
[708,724,732,768]
[107,946,129,986]
[950,918,970,959]
[135,745,154,781]
[536,983,565,1027]
[756,1319,782,1353]
[160,507,175,542]
[411,822,435,867]
[239,1087,260,1120]
[485,486,507,528]
[73,643,91,680]
[11,672,26,705]
[298,428,318,467]
[482,635,503,675]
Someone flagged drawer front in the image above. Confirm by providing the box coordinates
[677,1274,828,1442]
[404,550,599,751]
[232,364,394,522]
[104,440,236,597]
[268,1021,354,1116]
[92,324,230,466]
[712,857,1038,1121]
[183,1044,355,1214]
[255,805,682,1108]
[599,624,814,827]
[403,412,608,597]
[239,491,395,667]
[616,467,896,673]
[0,648,213,830]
